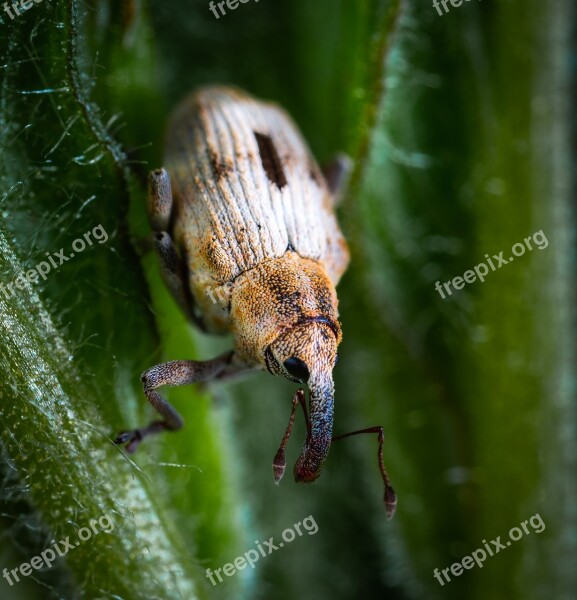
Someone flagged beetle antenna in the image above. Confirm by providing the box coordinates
[273,389,308,483]
[332,426,397,519]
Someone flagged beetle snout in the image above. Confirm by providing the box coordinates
[294,446,327,483]
[267,322,339,483]
[294,375,334,483]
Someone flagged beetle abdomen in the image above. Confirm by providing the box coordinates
[164,87,349,295]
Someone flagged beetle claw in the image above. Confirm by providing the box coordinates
[384,483,397,520]
[272,448,286,484]
[113,430,142,453]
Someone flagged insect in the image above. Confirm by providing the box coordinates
[114,86,397,518]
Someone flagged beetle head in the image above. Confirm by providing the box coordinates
[266,318,340,483]
[229,254,343,483]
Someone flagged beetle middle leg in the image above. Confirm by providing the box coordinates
[322,153,352,203]
[148,168,206,330]
[114,351,245,452]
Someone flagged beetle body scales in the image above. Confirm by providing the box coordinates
[117,86,396,517]
[164,86,349,336]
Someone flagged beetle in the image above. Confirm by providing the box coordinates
[114,86,396,518]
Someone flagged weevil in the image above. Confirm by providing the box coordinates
[115,86,397,518]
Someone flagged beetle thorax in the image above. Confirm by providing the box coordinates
[229,252,341,368]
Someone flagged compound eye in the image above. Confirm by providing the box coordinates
[283,357,310,383]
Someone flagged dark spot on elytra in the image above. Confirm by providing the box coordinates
[254,132,288,190]
[210,150,232,180]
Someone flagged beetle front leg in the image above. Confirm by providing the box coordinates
[273,389,308,483]
[115,351,241,453]
[332,426,397,519]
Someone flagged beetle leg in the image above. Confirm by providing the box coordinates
[322,153,352,204]
[114,351,242,452]
[152,230,206,329]
[273,389,308,483]
[148,167,173,231]
[332,426,397,519]
[207,355,258,384]
[148,168,207,330]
